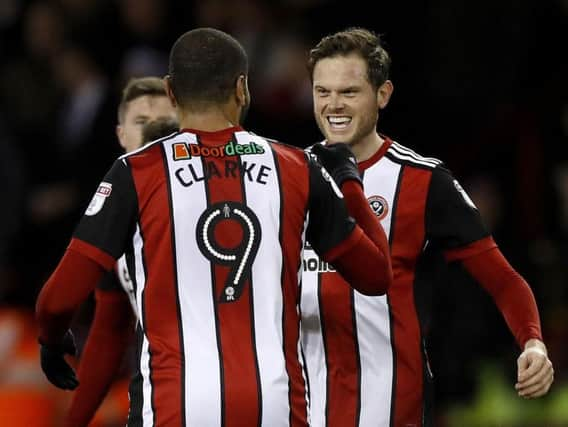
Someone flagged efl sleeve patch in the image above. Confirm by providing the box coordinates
[85,182,113,216]
[425,166,489,250]
[73,160,138,260]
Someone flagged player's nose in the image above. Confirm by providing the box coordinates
[327,92,345,110]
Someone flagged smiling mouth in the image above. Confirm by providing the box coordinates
[327,116,352,130]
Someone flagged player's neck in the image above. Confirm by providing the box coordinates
[178,107,239,132]
[350,133,385,163]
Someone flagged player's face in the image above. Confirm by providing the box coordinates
[117,95,176,153]
[312,54,380,148]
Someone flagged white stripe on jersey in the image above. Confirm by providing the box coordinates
[235,132,290,427]
[164,132,222,427]
[299,243,327,427]
[389,141,441,167]
[387,147,437,168]
[391,141,441,164]
[132,223,154,427]
[355,157,400,426]
[298,214,311,424]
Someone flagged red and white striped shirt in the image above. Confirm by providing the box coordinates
[69,127,364,426]
[301,138,496,427]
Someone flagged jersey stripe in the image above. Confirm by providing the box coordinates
[300,259,327,427]
[390,142,441,166]
[298,216,310,416]
[128,326,144,427]
[160,143,187,426]
[235,132,265,427]
[130,145,184,426]
[389,166,431,426]
[387,149,438,169]
[319,273,359,427]
[131,223,153,426]
[167,132,223,426]
[237,132,290,426]
[271,142,309,427]
[202,133,262,427]
[358,157,400,427]
[387,144,439,168]
[386,162,404,427]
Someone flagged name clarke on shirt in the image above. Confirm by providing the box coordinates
[172,140,273,188]
[174,160,272,188]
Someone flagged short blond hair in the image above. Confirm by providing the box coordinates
[117,77,167,123]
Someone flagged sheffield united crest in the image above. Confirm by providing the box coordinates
[368,195,388,220]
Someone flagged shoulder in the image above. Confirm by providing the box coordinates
[385,140,444,170]
[120,131,181,163]
[249,132,309,166]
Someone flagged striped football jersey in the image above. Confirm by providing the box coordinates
[300,138,489,427]
[71,126,358,427]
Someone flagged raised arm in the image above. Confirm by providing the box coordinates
[306,143,392,295]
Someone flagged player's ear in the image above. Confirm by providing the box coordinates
[377,80,393,109]
[163,75,177,108]
[235,74,248,107]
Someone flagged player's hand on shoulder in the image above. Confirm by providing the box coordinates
[515,338,553,398]
[310,143,362,187]
[39,329,79,390]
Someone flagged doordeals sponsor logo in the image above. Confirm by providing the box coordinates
[173,140,265,160]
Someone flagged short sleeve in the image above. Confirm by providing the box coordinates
[425,166,490,250]
[73,158,138,260]
[305,155,356,255]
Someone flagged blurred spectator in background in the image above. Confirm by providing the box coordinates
[19,43,118,303]
[0,119,25,303]
[0,1,64,150]
[115,0,172,88]
[0,1,67,305]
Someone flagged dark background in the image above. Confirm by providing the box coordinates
[0,0,566,425]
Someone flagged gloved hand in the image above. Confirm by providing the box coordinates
[310,143,362,187]
[39,329,79,390]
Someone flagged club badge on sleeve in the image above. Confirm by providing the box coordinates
[85,182,113,216]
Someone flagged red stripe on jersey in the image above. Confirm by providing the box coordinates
[389,166,432,426]
[128,147,184,426]
[68,238,116,270]
[319,274,360,427]
[271,143,309,427]
[202,147,261,427]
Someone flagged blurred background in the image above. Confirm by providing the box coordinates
[0,0,566,426]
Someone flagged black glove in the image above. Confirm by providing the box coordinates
[39,329,79,390]
[310,143,362,187]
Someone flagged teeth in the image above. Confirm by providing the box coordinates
[328,116,351,124]
[328,116,351,129]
